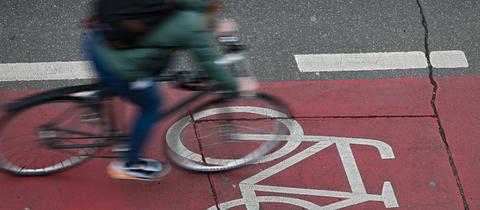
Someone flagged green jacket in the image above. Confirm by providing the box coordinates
[92,0,237,90]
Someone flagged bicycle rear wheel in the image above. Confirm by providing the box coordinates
[0,97,110,176]
[166,93,292,172]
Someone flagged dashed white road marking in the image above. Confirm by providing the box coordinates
[295,50,469,72]
[0,50,469,82]
[429,50,469,68]
[0,61,95,81]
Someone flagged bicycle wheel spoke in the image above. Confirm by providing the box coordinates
[201,140,246,148]
[11,143,46,164]
[3,140,40,158]
[3,132,86,171]
[45,104,83,126]
[50,126,98,137]
[0,98,107,175]
[26,151,40,169]
[0,137,38,147]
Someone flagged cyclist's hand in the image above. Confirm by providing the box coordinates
[236,77,258,92]
[215,19,238,37]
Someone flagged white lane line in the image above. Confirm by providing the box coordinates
[430,50,469,68]
[295,50,468,72]
[0,61,96,81]
[0,50,470,82]
[295,51,427,72]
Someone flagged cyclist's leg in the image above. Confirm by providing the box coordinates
[96,75,169,180]
[86,30,159,158]
[85,31,170,180]
[124,82,160,163]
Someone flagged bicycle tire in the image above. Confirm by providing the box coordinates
[166,92,292,172]
[0,97,109,176]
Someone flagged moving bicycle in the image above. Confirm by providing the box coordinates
[0,0,290,181]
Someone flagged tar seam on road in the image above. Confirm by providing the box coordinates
[294,115,436,120]
[191,113,221,210]
[416,0,470,209]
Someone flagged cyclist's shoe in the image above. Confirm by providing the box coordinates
[107,158,170,181]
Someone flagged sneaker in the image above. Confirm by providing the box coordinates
[107,158,170,181]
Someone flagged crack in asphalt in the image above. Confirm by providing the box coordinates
[189,2,472,208]
[295,115,436,119]
[416,0,470,209]
[191,114,221,210]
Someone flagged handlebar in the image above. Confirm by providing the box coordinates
[159,35,247,91]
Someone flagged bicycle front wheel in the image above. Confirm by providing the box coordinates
[0,98,109,176]
[166,93,292,172]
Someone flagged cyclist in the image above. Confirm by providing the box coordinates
[85,0,253,181]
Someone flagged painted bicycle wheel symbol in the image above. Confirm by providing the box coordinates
[166,106,399,210]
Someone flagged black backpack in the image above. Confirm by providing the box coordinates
[95,0,178,48]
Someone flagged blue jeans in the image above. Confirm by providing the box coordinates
[85,32,164,162]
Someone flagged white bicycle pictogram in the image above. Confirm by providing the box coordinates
[166,106,399,210]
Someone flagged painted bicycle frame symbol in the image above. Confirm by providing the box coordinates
[166,106,399,209]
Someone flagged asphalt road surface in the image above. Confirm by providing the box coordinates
[1,1,480,209]
[0,0,479,89]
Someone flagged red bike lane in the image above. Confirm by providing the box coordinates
[436,76,480,209]
[0,76,478,209]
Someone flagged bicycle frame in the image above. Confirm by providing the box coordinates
[2,72,229,151]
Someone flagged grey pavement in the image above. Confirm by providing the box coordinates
[421,0,480,77]
[0,0,478,84]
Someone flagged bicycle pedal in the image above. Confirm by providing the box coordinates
[38,130,57,139]
[81,113,101,122]
[112,144,130,153]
